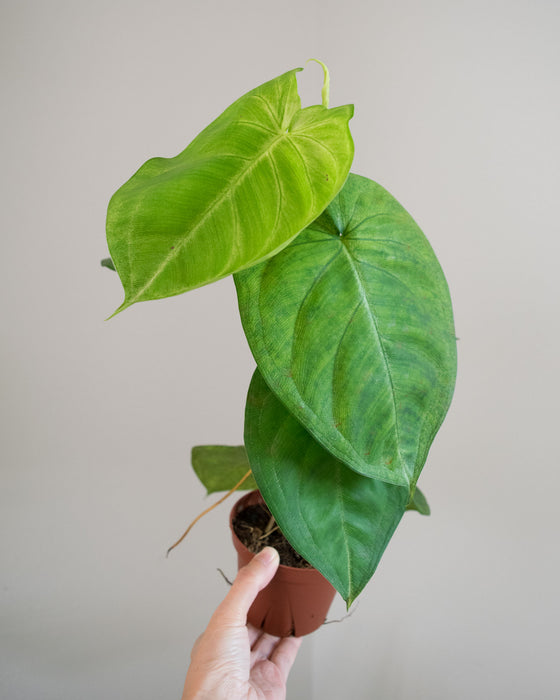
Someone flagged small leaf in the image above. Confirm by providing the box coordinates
[406,486,430,515]
[245,369,410,606]
[191,445,257,495]
[236,174,457,487]
[101,257,116,271]
[106,65,354,315]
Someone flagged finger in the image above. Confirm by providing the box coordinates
[210,547,279,627]
[189,632,204,661]
[250,632,281,668]
[247,623,263,647]
[269,636,303,681]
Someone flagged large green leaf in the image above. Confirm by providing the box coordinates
[106,66,354,315]
[235,174,456,488]
[245,369,410,606]
[191,445,257,494]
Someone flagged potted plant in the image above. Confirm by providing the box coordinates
[102,61,457,636]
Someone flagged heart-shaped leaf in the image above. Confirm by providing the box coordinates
[235,174,456,487]
[191,445,257,494]
[106,66,354,315]
[245,369,410,606]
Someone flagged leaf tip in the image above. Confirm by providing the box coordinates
[104,299,131,321]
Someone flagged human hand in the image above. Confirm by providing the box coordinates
[182,547,302,700]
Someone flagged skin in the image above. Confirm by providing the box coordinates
[182,547,302,700]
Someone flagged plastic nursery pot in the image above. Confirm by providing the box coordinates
[230,490,336,637]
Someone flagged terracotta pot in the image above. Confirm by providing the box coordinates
[230,490,336,637]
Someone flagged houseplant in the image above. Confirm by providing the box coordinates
[103,61,456,628]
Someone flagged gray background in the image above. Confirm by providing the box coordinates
[2,0,559,698]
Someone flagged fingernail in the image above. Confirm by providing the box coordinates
[258,547,279,565]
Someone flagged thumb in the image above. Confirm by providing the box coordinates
[211,547,280,626]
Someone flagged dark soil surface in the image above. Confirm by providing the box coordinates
[232,502,312,569]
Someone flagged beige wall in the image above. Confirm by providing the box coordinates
[2,1,559,698]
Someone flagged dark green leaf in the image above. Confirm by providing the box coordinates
[236,174,457,488]
[107,66,354,315]
[101,257,115,271]
[245,369,410,606]
[191,445,257,494]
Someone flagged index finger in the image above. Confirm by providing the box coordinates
[210,547,280,627]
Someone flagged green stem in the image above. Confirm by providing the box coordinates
[307,58,330,108]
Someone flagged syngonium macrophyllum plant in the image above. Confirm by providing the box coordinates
[103,61,457,607]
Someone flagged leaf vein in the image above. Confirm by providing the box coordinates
[267,151,283,238]
[128,133,286,304]
[284,138,316,213]
[348,257,415,296]
[290,132,337,163]
[335,465,353,598]
[290,247,342,369]
[340,245,406,481]
[234,119,277,135]
[344,213,394,236]
[248,94,281,129]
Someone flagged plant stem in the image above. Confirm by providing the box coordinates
[306,58,330,108]
[264,513,277,536]
[166,469,252,557]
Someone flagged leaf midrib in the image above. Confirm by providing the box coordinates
[125,129,288,306]
[335,464,353,600]
[340,242,407,484]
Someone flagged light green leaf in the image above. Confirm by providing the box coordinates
[191,445,257,494]
[236,174,457,488]
[406,486,430,515]
[106,66,354,315]
[245,369,410,606]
